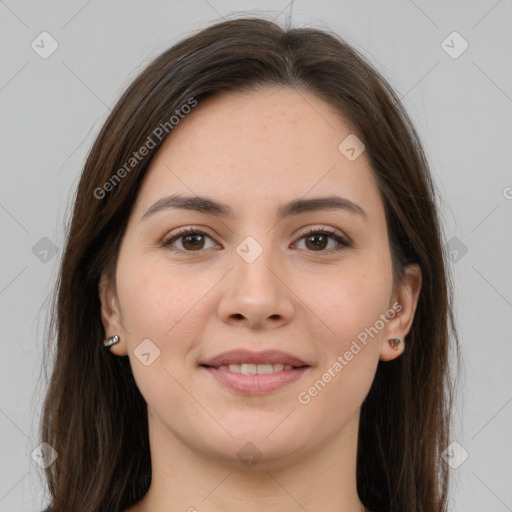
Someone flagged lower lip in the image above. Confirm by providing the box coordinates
[201,366,310,395]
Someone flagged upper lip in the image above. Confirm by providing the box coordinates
[200,349,310,368]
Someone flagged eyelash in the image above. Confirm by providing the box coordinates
[161,226,351,255]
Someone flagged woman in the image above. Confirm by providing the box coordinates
[39,16,458,512]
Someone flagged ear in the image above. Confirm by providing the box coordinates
[98,271,128,356]
[380,263,422,361]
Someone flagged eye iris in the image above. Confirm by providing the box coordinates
[305,233,328,251]
[182,233,205,250]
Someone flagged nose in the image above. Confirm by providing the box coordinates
[216,241,295,330]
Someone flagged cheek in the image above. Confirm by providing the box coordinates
[297,267,392,416]
[308,262,393,350]
[115,259,203,409]
[116,257,206,339]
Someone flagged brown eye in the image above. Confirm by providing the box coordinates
[294,228,350,253]
[163,228,215,252]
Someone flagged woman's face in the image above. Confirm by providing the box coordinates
[100,86,421,468]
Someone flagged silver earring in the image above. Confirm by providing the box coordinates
[103,335,120,348]
[388,338,401,350]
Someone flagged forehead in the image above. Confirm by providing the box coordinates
[162,86,357,165]
[134,86,384,222]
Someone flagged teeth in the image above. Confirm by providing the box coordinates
[215,363,295,374]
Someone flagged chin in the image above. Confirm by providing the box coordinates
[199,423,309,468]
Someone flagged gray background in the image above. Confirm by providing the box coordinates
[1,1,511,510]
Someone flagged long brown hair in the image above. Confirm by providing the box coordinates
[40,15,459,512]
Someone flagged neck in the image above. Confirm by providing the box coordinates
[129,410,368,512]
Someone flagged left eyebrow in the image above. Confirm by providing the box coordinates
[140,193,367,222]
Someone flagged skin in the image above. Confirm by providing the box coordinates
[99,86,422,512]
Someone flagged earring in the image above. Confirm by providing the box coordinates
[388,338,401,350]
[103,335,120,348]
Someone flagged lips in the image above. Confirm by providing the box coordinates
[199,349,312,394]
[199,349,310,368]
